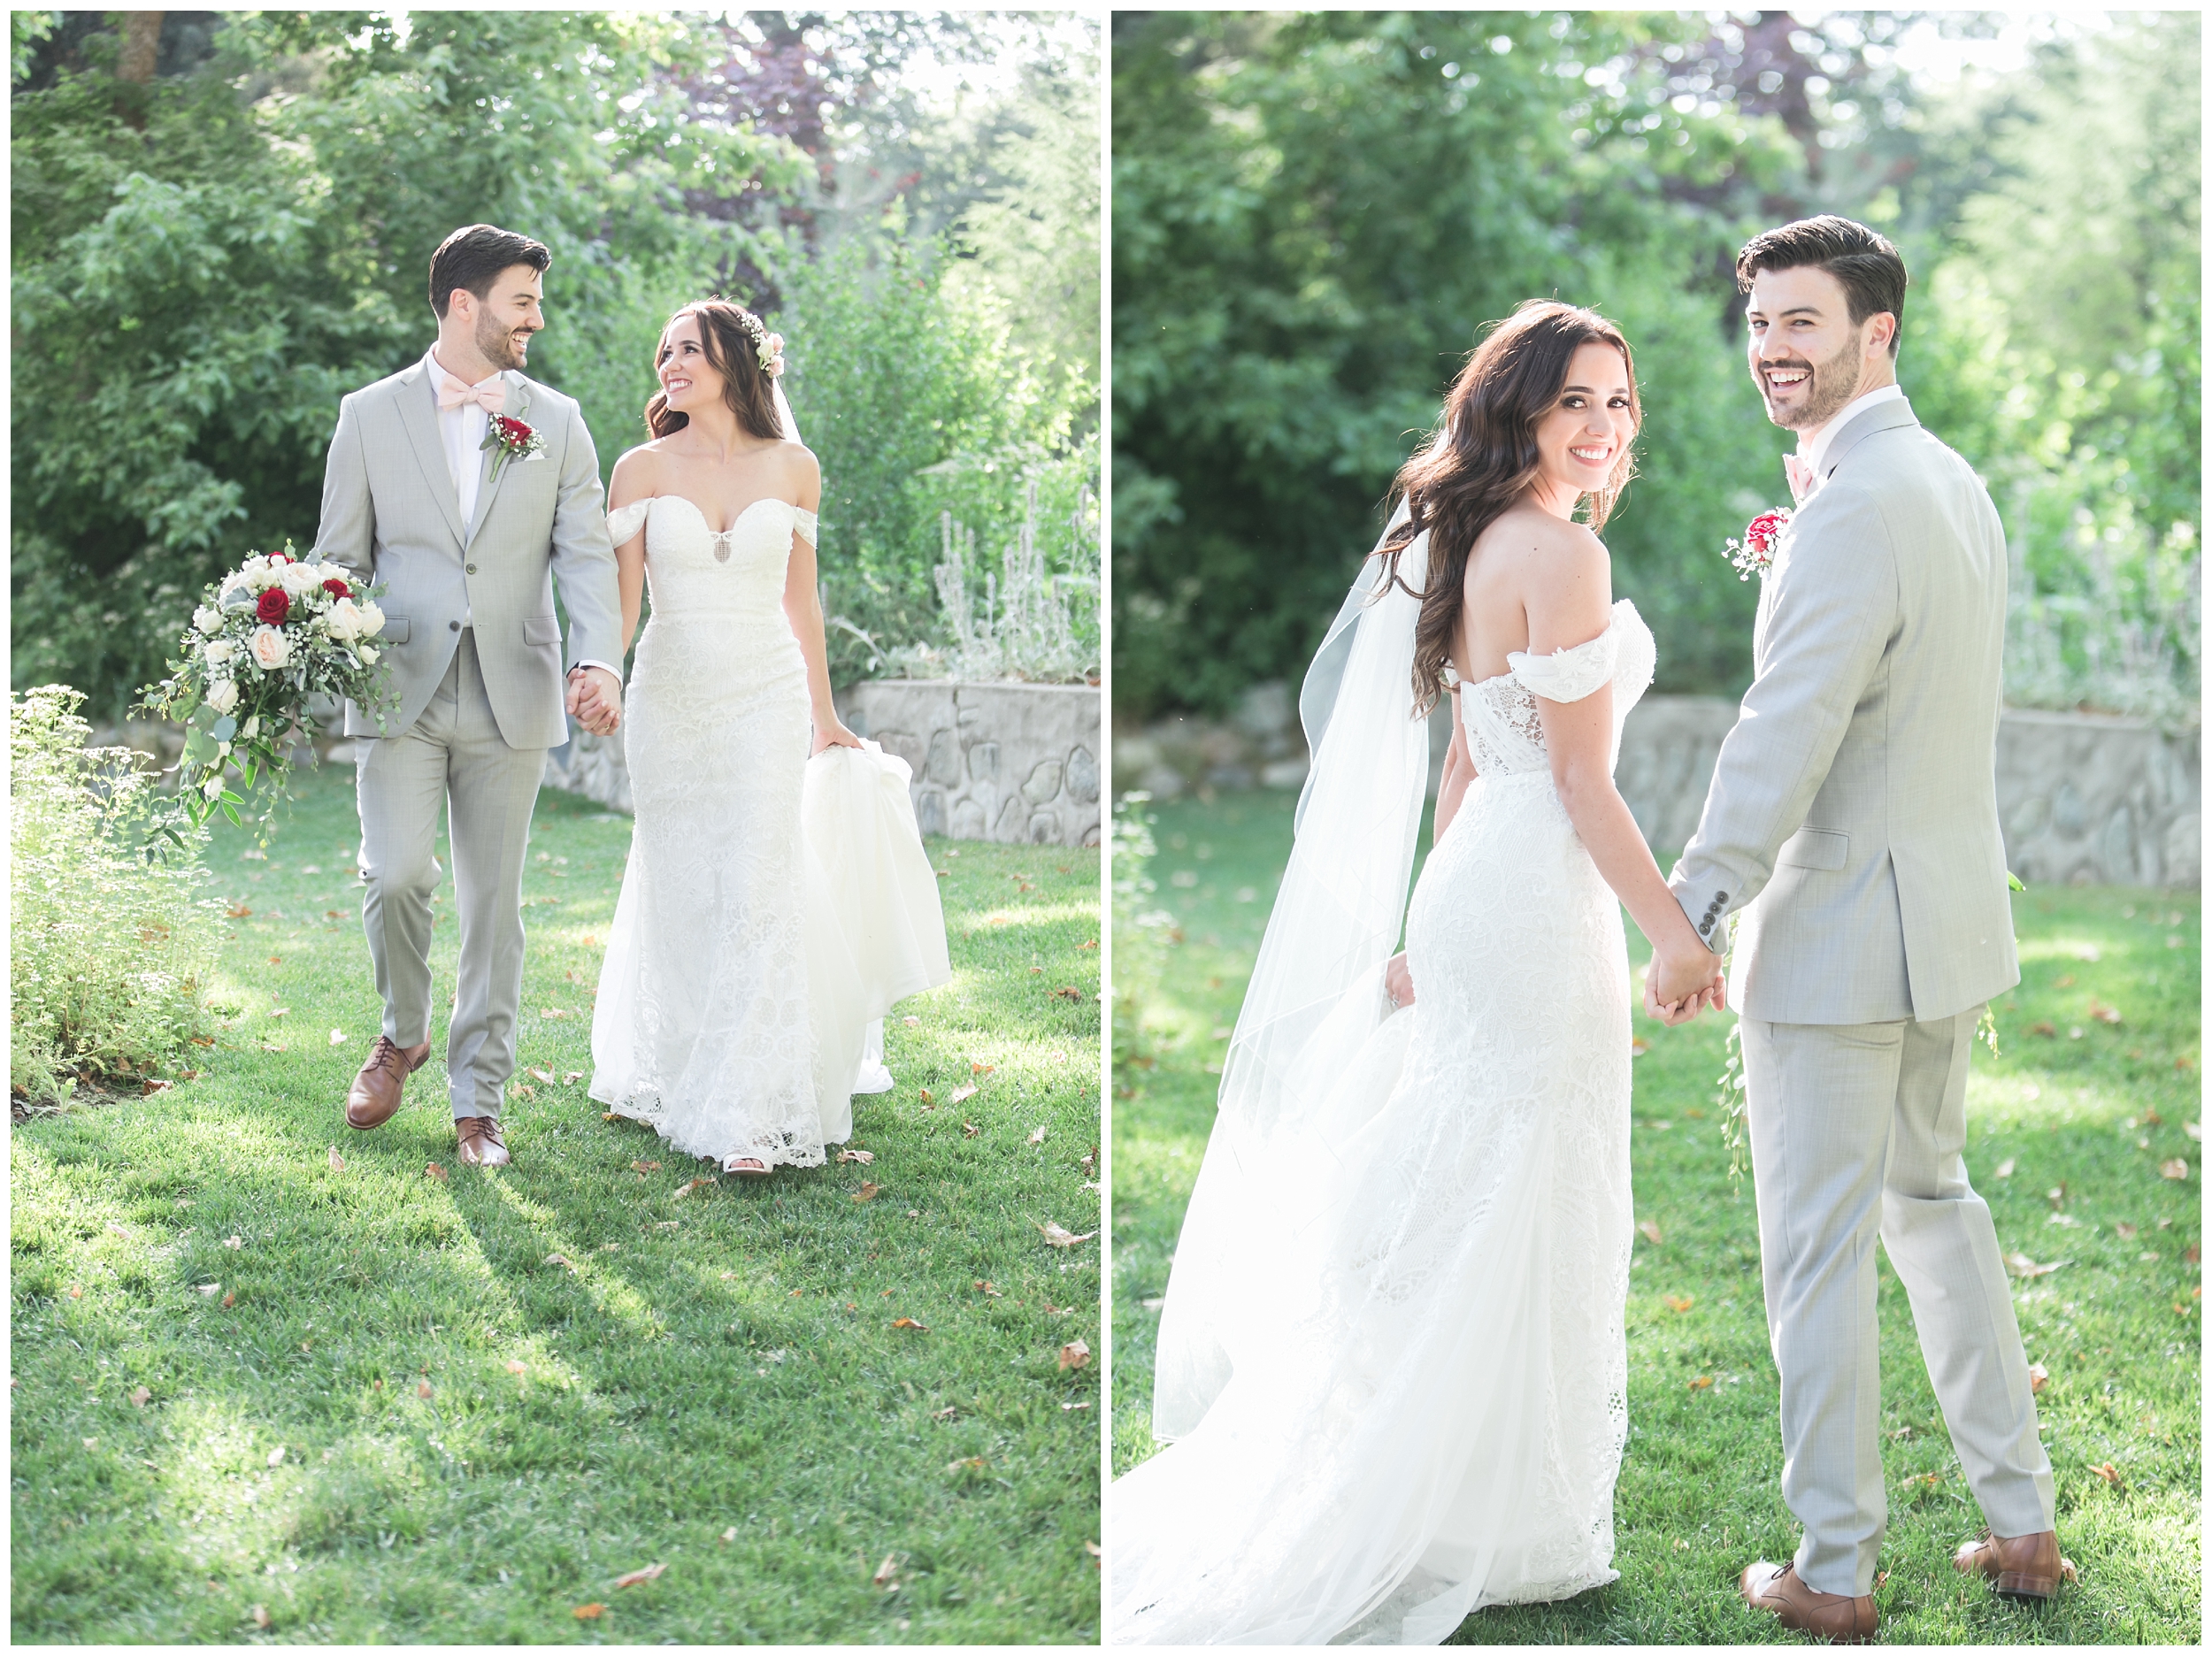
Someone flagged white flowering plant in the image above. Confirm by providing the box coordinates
[139,542,393,829]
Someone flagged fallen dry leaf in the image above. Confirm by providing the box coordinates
[2027,1362,2048,1393]
[2090,1000,2123,1024]
[67,1284,83,1300]
[2185,1244,2200,1265]
[961,1121,979,1138]
[721,1526,738,1544]
[612,1562,666,1589]
[267,1445,286,1467]
[1028,1124,1048,1145]
[971,1062,995,1077]
[1039,1221,1096,1247]
[837,1147,876,1165]
[425,1162,447,1183]
[251,1605,271,1629]
[328,1029,347,1046]
[2141,1109,2164,1127]
[221,1292,235,1308]
[545,1254,574,1271]
[505,1360,526,1377]
[1637,1220,1663,1246]
[673,1177,718,1199]
[1688,1374,1714,1391]
[902,1015,921,1027]
[565,1070,587,1083]
[224,1234,244,1251]
[196,1283,220,1297]
[2030,1021,2056,1037]
[2093,1462,2121,1486]
[417,1379,434,1399]
[1994,1158,2016,1179]
[572,1603,605,1620]
[631,1160,662,1173]
[1058,1338,1092,1371]
[1052,985,1081,1000]
[946,1456,987,1473]
[872,1552,901,1587]
[949,1084,979,1105]
[2186,1122,2203,1142]
[976,1280,1002,1297]
[2161,1159,2190,1181]
[2004,1251,2070,1279]
[528,1066,555,1085]
[130,1386,151,1407]
[327,1146,345,1172]
[853,1182,881,1202]
[891,1316,928,1331]
[1663,1295,1694,1314]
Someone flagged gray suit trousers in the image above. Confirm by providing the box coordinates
[356,632,548,1119]
[1742,1009,2055,1595]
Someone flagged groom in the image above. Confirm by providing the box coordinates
[1649,218,2058,1639]
[315,223,627,1168]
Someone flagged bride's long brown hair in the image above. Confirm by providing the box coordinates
[644,299,785,442]
[1377,300,1640,717]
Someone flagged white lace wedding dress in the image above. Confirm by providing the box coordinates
[1110,600,1656,1645]
[588,494,948,1169]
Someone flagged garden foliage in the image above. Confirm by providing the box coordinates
[1111,12,2199,725]
[10,686,224,1104]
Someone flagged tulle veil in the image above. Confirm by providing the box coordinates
[1150,501,1435,1437]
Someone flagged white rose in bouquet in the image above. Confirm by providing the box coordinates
[280,562,323,599]
[355,601,387,637]
[326,596,364,640]
[194,605,224,635]
[357,644,379,665]
[250,625,291,671]
[204,638,235,666]
[204,677,240,715]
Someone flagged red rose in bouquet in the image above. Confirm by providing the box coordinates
[323,578,351,599]
[257,587,290,625]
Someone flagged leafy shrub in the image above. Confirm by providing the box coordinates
[11,685,224,1105]
[1110,793,1178,1066]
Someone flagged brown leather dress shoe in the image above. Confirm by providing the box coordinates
[346,1036,432,1130]
[455,1116,511,1168]
[1954,1530,2072,1599]
[1740,1560,1878,1644]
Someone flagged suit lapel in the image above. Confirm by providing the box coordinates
[465,375,528,549]
[396,362,469,549]
[1821,397,1918,483]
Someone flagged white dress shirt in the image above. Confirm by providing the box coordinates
[425,346,620,686]
[1801,380,1907,478]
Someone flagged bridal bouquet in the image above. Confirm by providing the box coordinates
[140,544,391,829]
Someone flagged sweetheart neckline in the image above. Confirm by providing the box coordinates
[624,494,800,538]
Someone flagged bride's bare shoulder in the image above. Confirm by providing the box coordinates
[609,443,670,505]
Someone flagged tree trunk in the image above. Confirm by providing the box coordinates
[114,11,162,127]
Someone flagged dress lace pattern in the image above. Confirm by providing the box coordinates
[1110,601,1658,1644]
[588,494,828,1169]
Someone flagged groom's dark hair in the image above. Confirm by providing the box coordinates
[1736,216,1907,357]
[428,225,551,319]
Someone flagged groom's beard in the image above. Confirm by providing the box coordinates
[1759,329,1868,431]
[476,313,535,372]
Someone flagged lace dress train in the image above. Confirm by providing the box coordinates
[588,494,948,1168]
[1110,602,1656,1645]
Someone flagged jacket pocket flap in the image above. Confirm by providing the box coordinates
[1778,827,1849,871]
[380,615,411,643]
[523,614,562,646]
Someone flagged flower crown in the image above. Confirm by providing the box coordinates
[729,306,786,380]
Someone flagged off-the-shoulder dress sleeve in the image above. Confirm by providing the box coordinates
[1508,621,1618,704]
[794,507,819,546]
[607,499,652,546]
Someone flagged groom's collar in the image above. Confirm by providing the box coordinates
[1801,382,1908,477]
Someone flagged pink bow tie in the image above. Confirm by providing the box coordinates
[1783,453,1817,507]
[438,374,506,415]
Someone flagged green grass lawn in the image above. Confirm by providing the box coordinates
[12,761,1102,1644]
[1112,788,2200,1644]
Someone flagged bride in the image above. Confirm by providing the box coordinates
[587,299,946,1175]
[1110,301,1724,1644]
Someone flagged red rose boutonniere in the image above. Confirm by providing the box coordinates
[1724,508,1793,581]
[481,413,546,485]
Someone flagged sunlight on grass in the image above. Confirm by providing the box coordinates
[1115,790,2198,1645]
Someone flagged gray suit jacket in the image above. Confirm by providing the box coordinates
[312,356,623,748]
[1670,395,2021,1024]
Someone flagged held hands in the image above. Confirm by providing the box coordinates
[811,718,865,756]
[566,666,622,736]
[1643,943,1726,1027]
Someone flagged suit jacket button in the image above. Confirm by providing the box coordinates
[465,563,477,574]
[1717,892,1729,903]
[449,620,461,632]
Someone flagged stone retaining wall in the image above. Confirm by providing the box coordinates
[545,679,1102,847]
[1117,684,2200,887]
